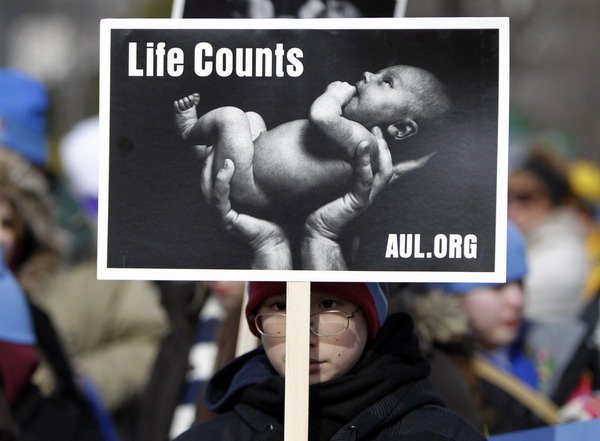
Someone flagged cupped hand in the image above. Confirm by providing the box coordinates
[201,155,292,269]
[304,126,393,241]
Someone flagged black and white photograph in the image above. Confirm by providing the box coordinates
[98,18,509,282]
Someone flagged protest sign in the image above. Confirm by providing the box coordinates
[98,18,509,282]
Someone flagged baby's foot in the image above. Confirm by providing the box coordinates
[174,93,201,140]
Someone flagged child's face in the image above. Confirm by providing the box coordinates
[256,291,369,384]
[460,281,524,351]
[343,66,418,128]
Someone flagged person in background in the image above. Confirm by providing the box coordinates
[168,281,247,439]
[204,282,248,381]
[137,280,248,441]
[0,69,63,295]
[568,159,600,300]
[0,255,107,441]
[386,282,484,431]
[0,255,39,440]
[557,160,600,422]
[435,222,560,435]
[508,148,589,322]
[0,69,169,440]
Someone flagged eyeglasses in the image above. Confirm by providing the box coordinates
[251,309,360,338]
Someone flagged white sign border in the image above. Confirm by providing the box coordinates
[98,17,510,283]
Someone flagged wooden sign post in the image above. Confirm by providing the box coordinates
[284,282,311,441]
[234,281,312,440]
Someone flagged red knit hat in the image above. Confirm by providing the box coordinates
[245,282,388,340]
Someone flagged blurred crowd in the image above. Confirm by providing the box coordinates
[3,0,600,440]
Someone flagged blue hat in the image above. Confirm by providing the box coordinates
[436,221,528,295]
[0,69,48,165]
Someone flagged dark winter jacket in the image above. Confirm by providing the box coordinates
[388,284,560,435]
[174,313,486,441]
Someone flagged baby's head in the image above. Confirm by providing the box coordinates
[246,282,387,383]
[344,65,450,141]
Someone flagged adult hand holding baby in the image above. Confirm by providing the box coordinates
[201,127,393,270]
[301,126,393,270]
[201,150,292,269]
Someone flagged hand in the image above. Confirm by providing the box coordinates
[366,126,394,202]
[201,154,292,269]
[304,126,393,240]
[301,127,393,270]
[325,81,357,106]
[303,141,372,242]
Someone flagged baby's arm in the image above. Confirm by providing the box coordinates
[309,81,374,158]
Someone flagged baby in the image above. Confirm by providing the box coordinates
[174,65,450,214]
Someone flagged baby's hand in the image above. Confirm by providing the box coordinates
[325,81,356,106]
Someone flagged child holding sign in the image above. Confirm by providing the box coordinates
[174,282,485,441]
